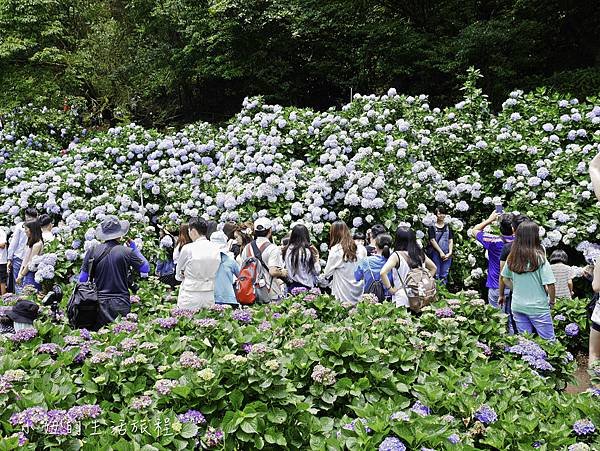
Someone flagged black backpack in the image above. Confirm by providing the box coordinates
[67,245,112,330]
[365,259,386,302]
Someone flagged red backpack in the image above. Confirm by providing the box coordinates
[235,241,273,305]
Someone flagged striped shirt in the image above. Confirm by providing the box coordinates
[550,263,572,299]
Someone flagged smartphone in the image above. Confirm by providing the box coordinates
[495,204,504,214]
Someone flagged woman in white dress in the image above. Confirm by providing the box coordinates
[322,221,367,303]
[380,226,437,307]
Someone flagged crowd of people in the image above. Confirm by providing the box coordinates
[0,157,600,374]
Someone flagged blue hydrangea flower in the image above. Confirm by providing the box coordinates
[379,437,406,451]
[474,404,497,425]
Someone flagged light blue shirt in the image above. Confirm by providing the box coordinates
[214,252,240,304]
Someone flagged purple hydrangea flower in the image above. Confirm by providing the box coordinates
[178,409,206,424]
[565,323,580,337]
[203,427,224,448]
[342,418,371,433]
[113,320,137,333]
[291,286,308,296]
[311,364,336,386]
[476,342,492,356]
[37,343,61,355]
[194,318,218,328]
[68,404,101,420]
[448,434,461,444]
[474,404,498,425]
[130,395,153,410]
[554,314,566,321]
[232,309,253,324]
[9,328,38,343]
[171,308,198,318]
[155,379,178,395]
[410,401,431,416]
[573,419,595,436]
[154,317,178,329]
[379,436,406,451]
[435,307,454,318]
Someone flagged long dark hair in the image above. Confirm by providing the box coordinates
[25,220,43,248]
[329,221,357,262]
[375,233,393,259]
[177,224,192,247]
[283,224,316,275]
[507,221,544,274]
[394,226,424,268]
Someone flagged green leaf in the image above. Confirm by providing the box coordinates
[230,389,243,410]
[180,423,198,439]
[266,408,287,424]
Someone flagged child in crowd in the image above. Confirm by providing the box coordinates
[549,250,573,301]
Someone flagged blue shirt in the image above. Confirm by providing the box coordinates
[79,241,149,300]
[476,232,514,289]
[214,253,240,305]
[354,255,392,296]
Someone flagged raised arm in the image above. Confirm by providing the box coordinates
[590,151,600,201]
[470,212,499,239]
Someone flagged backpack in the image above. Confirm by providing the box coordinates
[67,245,113,330]
[235,241,273,306]
[365,258,386,302]
[396,251,437,313]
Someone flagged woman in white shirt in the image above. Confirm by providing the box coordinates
[15,220,44,293]
[380,226,437,307]
[322,221,367,303]
[173,224,192,266]
[38,214,56,243]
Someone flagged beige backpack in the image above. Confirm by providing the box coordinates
[396,252,437,313]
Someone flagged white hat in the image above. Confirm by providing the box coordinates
[210,231,228,250]
[254,217,272,232]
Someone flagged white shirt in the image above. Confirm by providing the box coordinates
[176,237,222,291]
[240,238,285,299]
[7,223,27,261]
[0,228,7,264]
[42,230,55,243]
[323,244,367,303]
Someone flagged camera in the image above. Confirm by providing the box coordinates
[42,285,63,322]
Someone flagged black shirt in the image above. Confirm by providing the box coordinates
[500,242,513,262]
[427,225,453,241]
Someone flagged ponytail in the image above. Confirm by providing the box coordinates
[376,233,393,259]
[382,245,391,259]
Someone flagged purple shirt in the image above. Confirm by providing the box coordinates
[476,232,514,289]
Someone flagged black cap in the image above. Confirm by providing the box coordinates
[7,300,39,324]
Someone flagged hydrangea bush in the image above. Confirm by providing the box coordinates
[2,70,600,286]
[0,280,597,449]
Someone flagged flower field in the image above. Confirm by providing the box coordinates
[0,281,598,449]
[2,71,600,285]
[1,73,600,449]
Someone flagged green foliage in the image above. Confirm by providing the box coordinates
[0,0,599,125]
[0,281,596,449]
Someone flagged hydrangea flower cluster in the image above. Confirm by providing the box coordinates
[311,364,337,386]
[474,404,498,425]
[177,409,206,425]
[572,419,595,436]
[379,436,406,451]
[10,404,101,435]
[565,323,580,337]
[507,338,554,372]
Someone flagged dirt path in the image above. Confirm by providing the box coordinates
[565,354,591,394]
